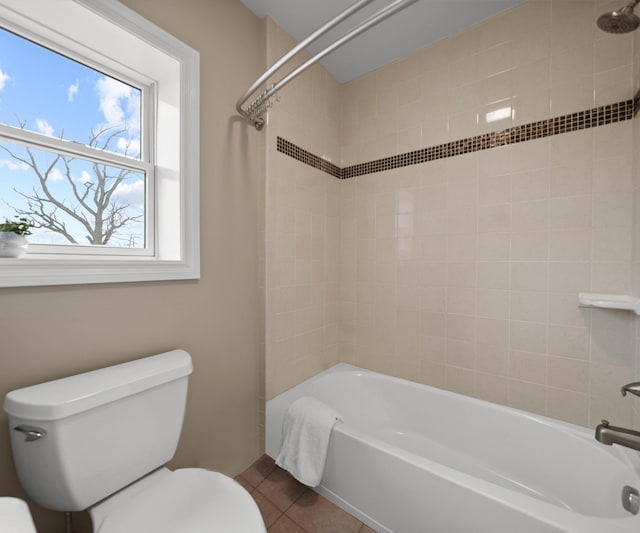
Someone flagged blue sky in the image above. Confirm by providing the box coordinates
[0,27,145,247]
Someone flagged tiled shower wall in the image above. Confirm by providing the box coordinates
[264,19,341,401]
[633,14,640,428]
[265,0,640,429]
[338,0,636,428]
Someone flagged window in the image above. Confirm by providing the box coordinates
[0,0,200,286]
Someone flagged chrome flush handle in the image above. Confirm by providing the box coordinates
[13,425,46,442]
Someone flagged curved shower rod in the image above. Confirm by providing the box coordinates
[236,0,419,130]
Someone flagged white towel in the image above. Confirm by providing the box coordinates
[275,396,342,487]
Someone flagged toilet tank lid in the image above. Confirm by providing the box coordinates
[3,350,193,421]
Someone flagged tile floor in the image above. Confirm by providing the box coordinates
[237,454,376,533]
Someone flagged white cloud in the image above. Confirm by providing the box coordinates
[68,80,79,103]
[79,171,92,184]
[35,118,54,137]
[116,136,140,156]
[49,168,64,182]
[114,179,145,203]
[0,159,28,171]
[94,76,141,157]
[0,67,10,91]
[95,76,133,126]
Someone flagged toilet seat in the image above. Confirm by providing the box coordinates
[90,468,266,533]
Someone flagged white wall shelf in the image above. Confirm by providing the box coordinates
[578,293,640,315]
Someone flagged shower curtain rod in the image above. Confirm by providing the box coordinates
[236,0,419,130]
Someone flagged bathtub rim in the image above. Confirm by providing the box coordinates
[269,362,635,462]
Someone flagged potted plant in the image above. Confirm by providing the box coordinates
[0,217,33,258]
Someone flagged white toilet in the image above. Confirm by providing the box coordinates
[3,350,266,533]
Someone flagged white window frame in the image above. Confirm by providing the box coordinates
[0,0,200,287]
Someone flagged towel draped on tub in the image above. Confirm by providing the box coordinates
[276,396,343,487]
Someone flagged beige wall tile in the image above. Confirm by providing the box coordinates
[547,356,589,392]
[551,42,594,84]
[477,317,509,347]
[447,339,476,369]
[511,200,549,231]
[479,174,511,206]
[548,293,591,327]
[510,320,548,353]
[551,1,596,55]
[477,232,510,261]
[478,262,510,289]
[591,261,632,293]
[590,310,634,364]
[446,366,476,396]
[447,287,477,315]
[267,0,638,437]
[549,229,592,261]
[511,137,550,172]
[549,196,592,230]
[596,65,633,105]
[477,289,510,319]
[509,379,546,415]
[511,262,548,291]
[550,164,592,198]
[420,361,447,388]
[447,314,476,342]
[510,350,547,384]
[511,231,549,261]
[595,34,632,73]
[593,191,633,228]
[594,155,633,193]
[448,234,477,261]
[550,129,594,167]
[479,204,511,233]
[547,388,588,426]
[476,372,509,404]
[592,227,632,261]
[477,343,509,376]
[548,262,591,292]
[512,169,550,202]
[511,290,547,323]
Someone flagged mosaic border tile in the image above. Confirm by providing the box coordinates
[277,92,640,180]
[276,137,341,178]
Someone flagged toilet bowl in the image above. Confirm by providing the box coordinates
[3,350,266,533]
[90,468,264,533]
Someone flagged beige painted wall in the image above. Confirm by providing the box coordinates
[0,1,264,531]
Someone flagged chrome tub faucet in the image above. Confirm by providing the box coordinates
[595,420,640,452]
[621,382,640,397]
[595,382,640,516]
[595,382,640,452]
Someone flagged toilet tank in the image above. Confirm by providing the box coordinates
[3,350,193,512]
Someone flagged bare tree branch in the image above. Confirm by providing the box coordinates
[1,120,143,246]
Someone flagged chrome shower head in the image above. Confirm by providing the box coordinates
[597,0,640,33]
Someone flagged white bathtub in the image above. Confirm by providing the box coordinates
[266,364,640,533]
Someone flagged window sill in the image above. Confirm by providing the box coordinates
[0,255,200,287]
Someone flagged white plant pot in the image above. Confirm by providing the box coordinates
[0,232,28,258]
